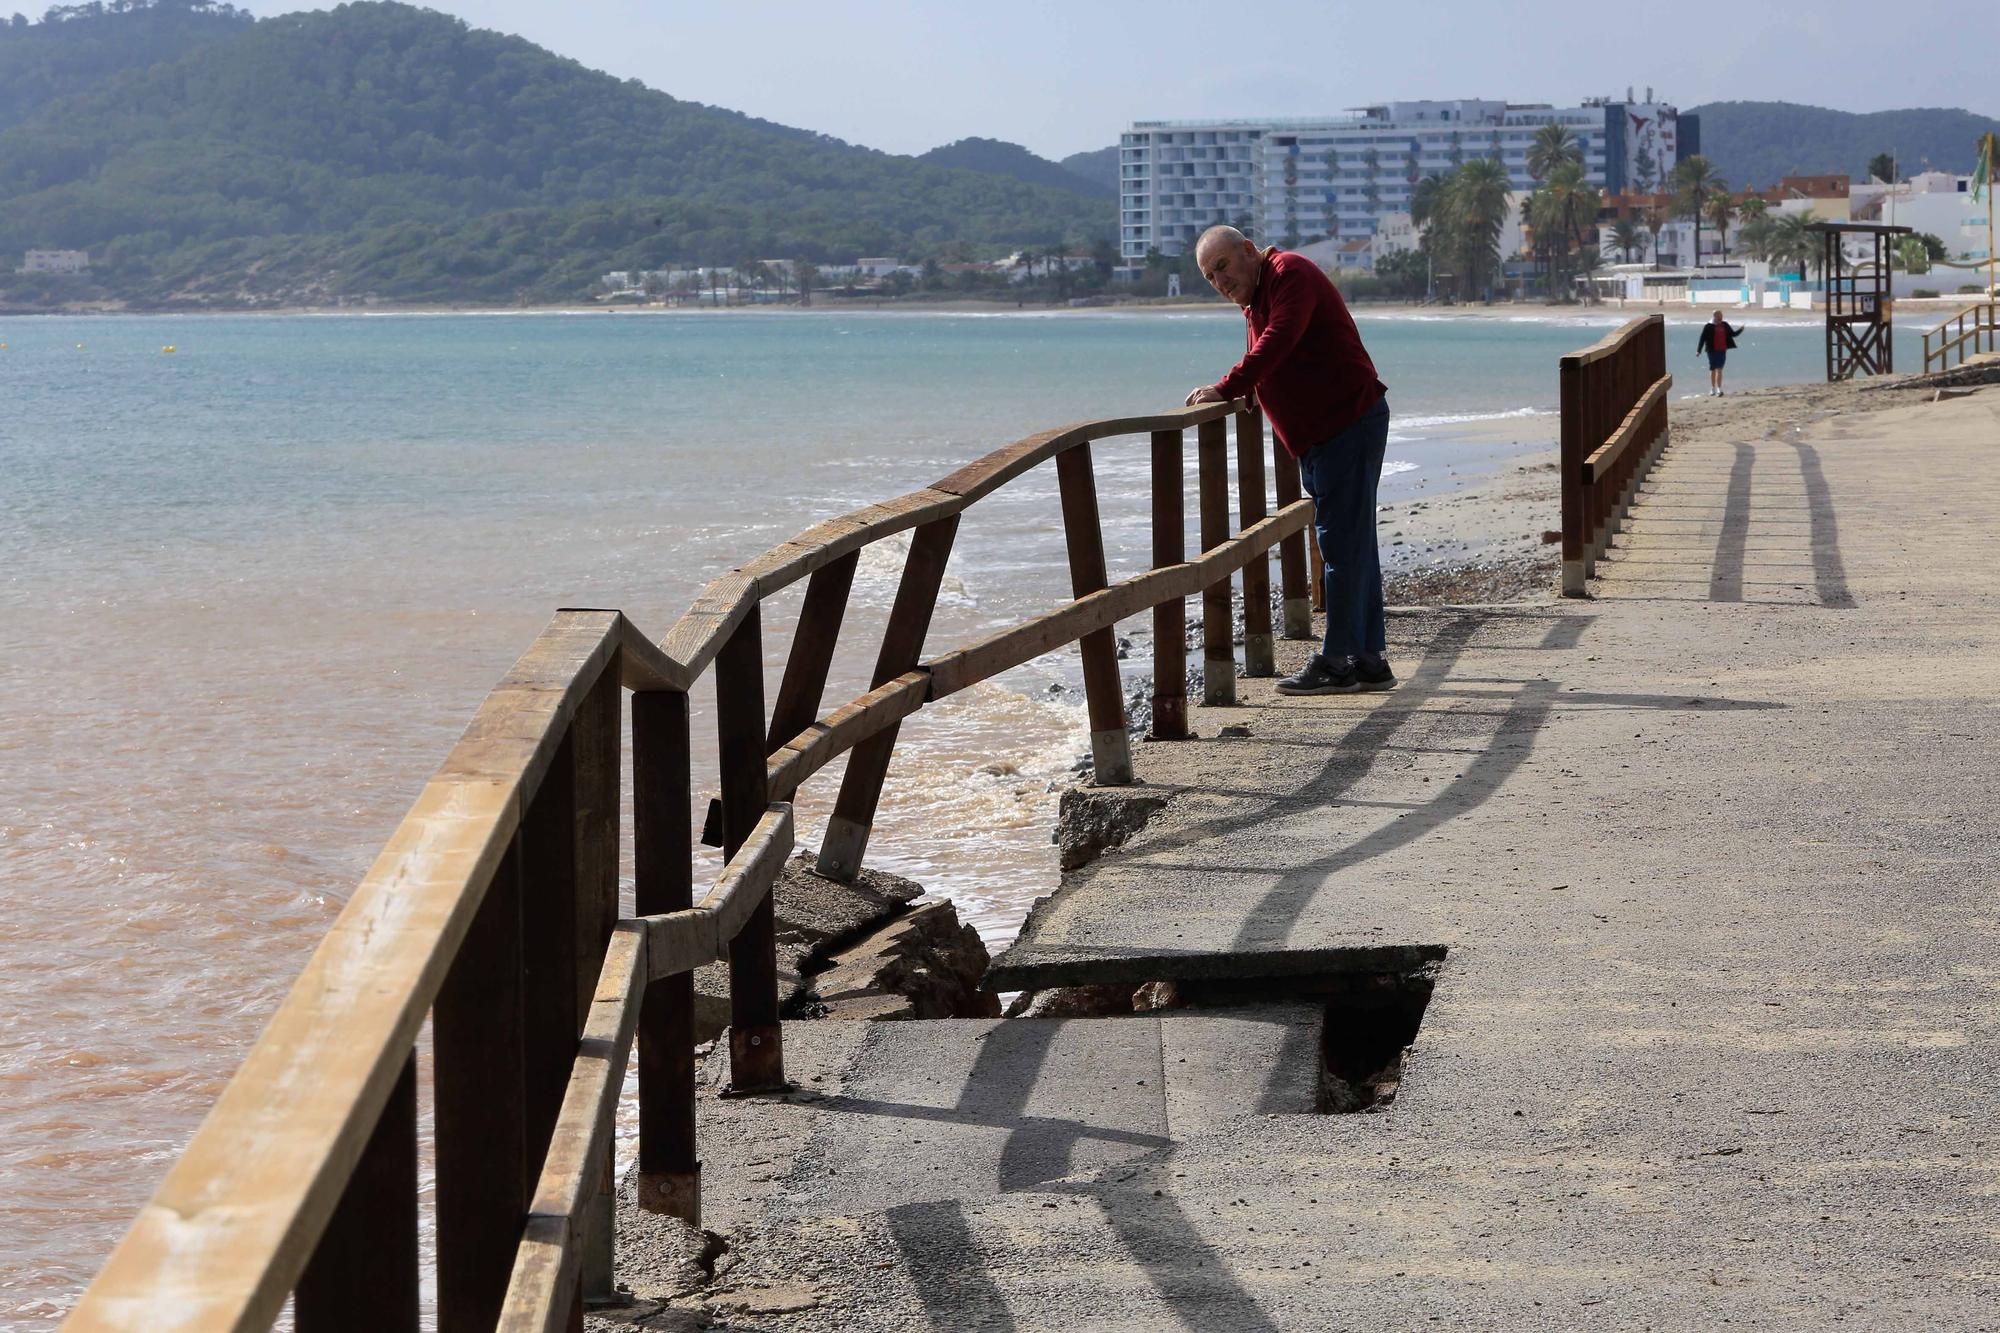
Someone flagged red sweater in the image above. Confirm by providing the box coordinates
[1214,248,1386,458]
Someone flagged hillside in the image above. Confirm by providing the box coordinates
[0,0,253,132]
[1687,101,2000,187]
[1059,146,1120,195]
[0,2,1111,307]
[917,137,1113,198]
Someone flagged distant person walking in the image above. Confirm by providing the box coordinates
[1697,311,1744,396]
[1184,226,1393,695]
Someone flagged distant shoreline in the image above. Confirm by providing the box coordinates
[5,296,1916,324]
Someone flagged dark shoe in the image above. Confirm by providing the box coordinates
[1275,654,1359,696]
[1354,658,1398,691]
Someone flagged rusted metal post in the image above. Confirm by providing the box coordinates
[716,605,783,1093]
[1149,428,1188,741]
[434,839,529,1331]
[1268,418,1312,640]
[766,551,859,751]
[817,515,960,881]
[1559,353,1586,596]
[1196,416,1236,706]
[295,1054,418,1333]
[1056,443,1132,784]
[633,689,699,1223]
[1235,407,1274,677]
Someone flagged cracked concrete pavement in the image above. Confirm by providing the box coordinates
[597,385,2000,1331]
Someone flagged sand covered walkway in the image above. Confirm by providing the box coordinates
[601,383,2000,1331]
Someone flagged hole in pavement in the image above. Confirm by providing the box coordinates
[998,958,1442,1115]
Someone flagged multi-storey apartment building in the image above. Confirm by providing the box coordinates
[1117,97,1690,277]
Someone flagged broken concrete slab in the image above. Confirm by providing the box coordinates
[687,855,926,1042]
[810,898,1002,1021]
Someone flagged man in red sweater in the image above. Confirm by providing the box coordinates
[1186,226,1393,694]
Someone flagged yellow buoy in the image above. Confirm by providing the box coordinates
[162,345,176,354]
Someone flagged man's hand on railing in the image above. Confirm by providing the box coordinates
[1185,384,1224,406]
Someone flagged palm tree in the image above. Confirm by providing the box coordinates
[1445,158,1512,300]
[1644,202,1670,270]
[1610,218,1644,264]
[1706,193,1738,260]
[1769,213,1819,278]
[1527,124,1583,182]
[1409,173,1446,231]
[1669,154,1727,269]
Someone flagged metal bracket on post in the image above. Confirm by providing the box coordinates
[724,1024,785,1097]
[637,1167,702,1226]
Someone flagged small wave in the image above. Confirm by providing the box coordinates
[1393,406,1554,431]
[1382,459,1418,476]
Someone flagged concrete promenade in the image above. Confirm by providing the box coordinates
[608,387,2000,1330]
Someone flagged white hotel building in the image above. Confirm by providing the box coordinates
[1116,98,1689,277]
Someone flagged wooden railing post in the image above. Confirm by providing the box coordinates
[633,688,699,1224]
[1149,428,1188,741]
[817,514,961,881]
[434,838,529,1331]
[1196,416,1236,706]
[1267,417,1312,640]
[1056,443,1132,784]
[1235,408,1274,676]
[514,711,592,1327]
[295,1053,418,1333]
[716,605,783,1093]
[766,551,860,751]
[1559,353,1586,596]
[573,659,621,1308]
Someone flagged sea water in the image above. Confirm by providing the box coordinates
[0,307,1920,1322]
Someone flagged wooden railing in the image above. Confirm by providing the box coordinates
[1559,315,1672,596]
[1922,300,1998,374]
[64,398,1316,1333]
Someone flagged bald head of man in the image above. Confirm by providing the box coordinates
[1194,225,1263,308]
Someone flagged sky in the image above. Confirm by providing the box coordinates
[239,0,2000,161]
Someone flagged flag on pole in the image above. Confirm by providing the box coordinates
[1974,133,1993,202]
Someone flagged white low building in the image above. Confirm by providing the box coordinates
[22,249,88,274]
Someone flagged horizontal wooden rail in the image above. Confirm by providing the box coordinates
[925,500,1313,698]
[1582,374,1673,483]
[497,922,647,1333]
[1560,315,1670,596]
[650,400,1249,687]
[65,609,628,1332]
[1921,300,1997,375]
[766,672,929,804]
[71,389,1307,1332]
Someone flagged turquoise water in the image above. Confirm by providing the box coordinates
[0,307,1926,1325]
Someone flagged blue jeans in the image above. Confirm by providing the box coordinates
[1298,398,1390,661]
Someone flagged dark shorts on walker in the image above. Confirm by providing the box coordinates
[1707,349,1728,370]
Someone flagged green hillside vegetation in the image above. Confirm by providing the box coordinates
[0,0,254,131]
[1687,101,2000,186]
[1059,146,1120,194]
[0,2,1111,308]
[917,137,1113,197]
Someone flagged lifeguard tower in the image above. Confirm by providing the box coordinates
[1807,220,1912,381]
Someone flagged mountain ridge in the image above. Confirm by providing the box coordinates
[1684,100,1999,188]
[0,2,1111,307]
